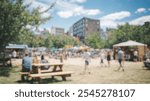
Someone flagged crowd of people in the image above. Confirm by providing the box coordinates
[82,48,125,74]
[21,47,149,80]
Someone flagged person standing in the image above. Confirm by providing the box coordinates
[116,48,125,71]
[12,50,17,58]
[83,50,91,74]
[134,50,138,62]
[107,51,111,67]
[100,51,106,67]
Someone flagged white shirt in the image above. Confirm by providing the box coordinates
[100,53,105,59]
[83,52,91,61]
[12,51,17,58]
[134,51,138,56]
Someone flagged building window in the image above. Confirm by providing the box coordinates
[86,27,88,31]
[86,19,88,22]
[85,23,88,27]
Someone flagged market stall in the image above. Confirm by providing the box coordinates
[113,40,147,61]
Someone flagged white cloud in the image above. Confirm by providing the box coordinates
[100,19,125,29]
[100,11,131,28]
[57,11,73,18]
[100,14,150,29]
[100,20,118,28]
[57,8,100,18]
[135,8,146,13]
[55,0,100,18]
[57,6,100,18]
[24,0,100,18]
[56,0,78,11]
[101,11,131,21]
[24,0,51,18]
[130,15,150,25]
[70,0,87,3]
[41,12,51,18]
[148,8,150,11]
[87,9,100,15]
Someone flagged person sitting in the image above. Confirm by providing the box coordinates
[33,55,39,64]
[59,52,64,63]
[21,53,32,81]
[41,55,49,70]
[32,55,40,73]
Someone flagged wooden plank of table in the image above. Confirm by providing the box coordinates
[32,63,63,67]
[29,71,73,77]
[32,63,64,74]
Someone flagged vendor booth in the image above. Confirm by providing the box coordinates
[113,40,147,61]
[5,44,28,58]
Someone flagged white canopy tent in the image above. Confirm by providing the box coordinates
[113,40,147,61]
[113,40,147,47]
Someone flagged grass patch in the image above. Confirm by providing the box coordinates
[0,66,12,77]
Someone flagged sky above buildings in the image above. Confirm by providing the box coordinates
[24,0,150,32]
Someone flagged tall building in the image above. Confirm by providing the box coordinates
[51,26,65,35]
[68,26,73,36]
[72,17,100,41]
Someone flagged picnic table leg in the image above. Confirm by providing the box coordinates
[62,75,66,81]
[52,65,57,72]
[51,76,55,80]
[30,77,41,84]
[38,67,41,74]
[51,65,58,79]
[59,65,63,71]
[37,77,41,84]
[21,73,29,82]
[21,75,25,82]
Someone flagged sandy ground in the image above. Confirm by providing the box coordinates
[7,57,150,84]
[62,58,150,84]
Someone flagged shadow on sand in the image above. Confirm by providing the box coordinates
[142,66,150,70]
[16,78,67,84]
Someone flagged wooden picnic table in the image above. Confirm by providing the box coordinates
[20,62,73,83]
[32,63,64,74]
[29,63,72,83]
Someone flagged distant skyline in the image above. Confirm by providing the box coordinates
[24,0,150,32]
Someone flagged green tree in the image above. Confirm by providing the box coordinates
[85,33,104,48]
[142,22,150,46]
[0,0,55,50]
[0,0,55,66]
[105,22,150,48]
[44,34,54,48]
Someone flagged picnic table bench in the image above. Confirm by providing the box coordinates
[29,71,73,83]
[20,63,73,83]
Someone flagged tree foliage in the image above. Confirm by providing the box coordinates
[44,34,78,49]
[105,22,150,48]
[0,0,54,51]
[85,33,104,48]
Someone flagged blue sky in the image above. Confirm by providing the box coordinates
[24,0,150,32]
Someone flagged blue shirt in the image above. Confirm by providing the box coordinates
[22,56,32,70]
